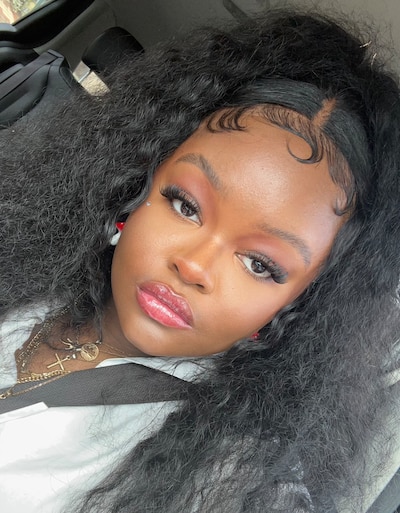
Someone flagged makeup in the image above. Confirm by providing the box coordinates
[137,282,193,329]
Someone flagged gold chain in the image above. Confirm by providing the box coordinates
[0,371,69,399]
[0,307,131,401]
[100,342,131,358]
[16,312,63,374]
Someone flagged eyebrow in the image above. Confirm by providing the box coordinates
[257,223,312,267]
[176,152,312,267]
[175,153,223,191]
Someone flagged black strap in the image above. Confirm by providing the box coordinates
[0,50,61,98]
[0,363,191,415]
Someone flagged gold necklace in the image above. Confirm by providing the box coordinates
[0,372,68,399]
[16,311,71,376]
[58,337,129,364]
[0,309,131,400]
[19,314,129,374]
[0,313,71,400]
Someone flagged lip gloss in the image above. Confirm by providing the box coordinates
[136,282,193,329]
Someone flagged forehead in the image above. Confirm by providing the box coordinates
[167,114,342,210]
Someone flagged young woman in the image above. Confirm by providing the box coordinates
[1,8,400,513]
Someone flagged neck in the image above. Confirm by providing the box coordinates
[16,305,146,381]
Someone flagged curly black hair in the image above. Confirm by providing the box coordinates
[1,7,400,513]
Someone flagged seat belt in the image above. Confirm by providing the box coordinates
[0,49,77,128]
[0,50,61,98]
[0,363,192,415]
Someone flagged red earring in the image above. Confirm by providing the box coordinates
[251,332,259,341]
[110,222,125,246]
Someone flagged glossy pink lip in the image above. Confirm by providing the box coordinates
[136,282,193,329]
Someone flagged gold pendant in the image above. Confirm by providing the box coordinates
[80,343,100,361]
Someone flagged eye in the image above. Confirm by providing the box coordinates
[160,185,201,224]
[238,253,288,284]
[171,198,198,220]
[239,254,271,279]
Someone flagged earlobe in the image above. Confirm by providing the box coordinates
[110,222,125,246]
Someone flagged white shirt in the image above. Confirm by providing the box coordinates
[0,307,205,513]
[1,308,399,513]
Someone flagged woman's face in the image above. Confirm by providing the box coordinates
[106,114,346,357]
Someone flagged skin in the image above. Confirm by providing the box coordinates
[103,113,346,357]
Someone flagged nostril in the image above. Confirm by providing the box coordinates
[171,255,213,292]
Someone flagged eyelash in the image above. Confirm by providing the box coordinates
[160,184,201,223]
[160,184,287,285]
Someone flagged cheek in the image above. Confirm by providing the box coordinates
[219,286,291,339]
[112,210,151,279]
[246,300,283,332]
[119,207,160,252]
[225,265,322,338]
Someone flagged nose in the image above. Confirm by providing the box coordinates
[169,239,217,293]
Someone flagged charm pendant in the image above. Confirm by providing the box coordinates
[79,343,100,361]
[62,338,101,362]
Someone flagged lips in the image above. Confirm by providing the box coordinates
[136,282,193,329]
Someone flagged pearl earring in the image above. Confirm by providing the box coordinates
[110,222,125,246]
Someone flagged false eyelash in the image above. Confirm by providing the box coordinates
[160,184,201,220]
[244,251,288,284]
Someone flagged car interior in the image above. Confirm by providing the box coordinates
[0,0,399,511]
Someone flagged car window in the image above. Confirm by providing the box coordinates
[0,0,54,24]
